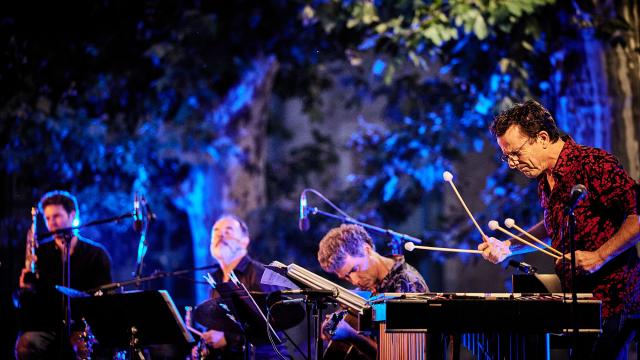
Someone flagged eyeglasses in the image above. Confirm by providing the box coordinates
[500,138,531,163]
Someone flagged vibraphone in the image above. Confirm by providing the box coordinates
[371,292,601,360]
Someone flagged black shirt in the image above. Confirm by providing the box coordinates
[19,236,112,331]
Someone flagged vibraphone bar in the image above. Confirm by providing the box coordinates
[372,292,601,360]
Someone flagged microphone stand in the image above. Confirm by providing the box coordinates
[88,264,219,294]
[133,196,156,284]
[133,227,147,285]
[564,206,579,359]
[305,207,422,255]
[61,230,72,358]
[37,211,135,239]
[307,292,338,360]
[228,271,283,360]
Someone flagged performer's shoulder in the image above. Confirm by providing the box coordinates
[574,143,618,162]
[77,236,110,254]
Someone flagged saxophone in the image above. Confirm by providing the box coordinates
[70,318,97,360]
[23,207,39,284]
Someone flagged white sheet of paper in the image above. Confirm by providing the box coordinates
[261,268,299,289]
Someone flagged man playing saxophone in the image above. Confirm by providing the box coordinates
[15,190,112,360]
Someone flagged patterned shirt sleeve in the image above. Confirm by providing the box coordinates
[585,153,637,216]
[377,260,429,293]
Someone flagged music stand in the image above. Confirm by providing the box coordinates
[73,290,194,358]
[267,262,368,360]
[215,282,282,346]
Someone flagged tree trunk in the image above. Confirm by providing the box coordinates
[550,27,613,151]
[550,1,640,257]
[550,2,640,181]
[173,56,279,303]
[607,0,640,180]
[606,0,640,257]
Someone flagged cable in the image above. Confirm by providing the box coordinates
[265,292,309,360]
[303,188,354,221]
[266,301,291,360]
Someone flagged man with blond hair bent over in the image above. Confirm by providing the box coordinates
[317,224,428,359]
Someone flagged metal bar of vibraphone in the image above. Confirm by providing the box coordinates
[378,322,427,360]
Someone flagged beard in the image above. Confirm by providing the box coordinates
[212,242,246,265]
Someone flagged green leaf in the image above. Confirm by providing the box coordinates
[408,51,420,67]
[383,63,395,85]
[347,18,360,29]
[302,5,315,21]
[361,2,380,25]
[375,23,388,33]
[454,15,463,27]
[473,15,488,40]
[499,58,510,73]
[505,1,523,17]
[423,27,443,46]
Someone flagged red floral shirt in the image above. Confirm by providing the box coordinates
[538,137,639,319]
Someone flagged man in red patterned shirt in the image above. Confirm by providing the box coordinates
[478,100,639,359]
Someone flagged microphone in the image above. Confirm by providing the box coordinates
[565,184,587,213]
[508,259,538,274]
[133,193,143,232]
[298,191,310,231]
[277,288,339,298]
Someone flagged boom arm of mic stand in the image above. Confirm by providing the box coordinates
[307,207,423,245]
[37,211,135,238]
[88,264,219,294]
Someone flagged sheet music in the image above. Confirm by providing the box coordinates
[260,268,299,289]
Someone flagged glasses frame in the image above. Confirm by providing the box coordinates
[500,137,533,163]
